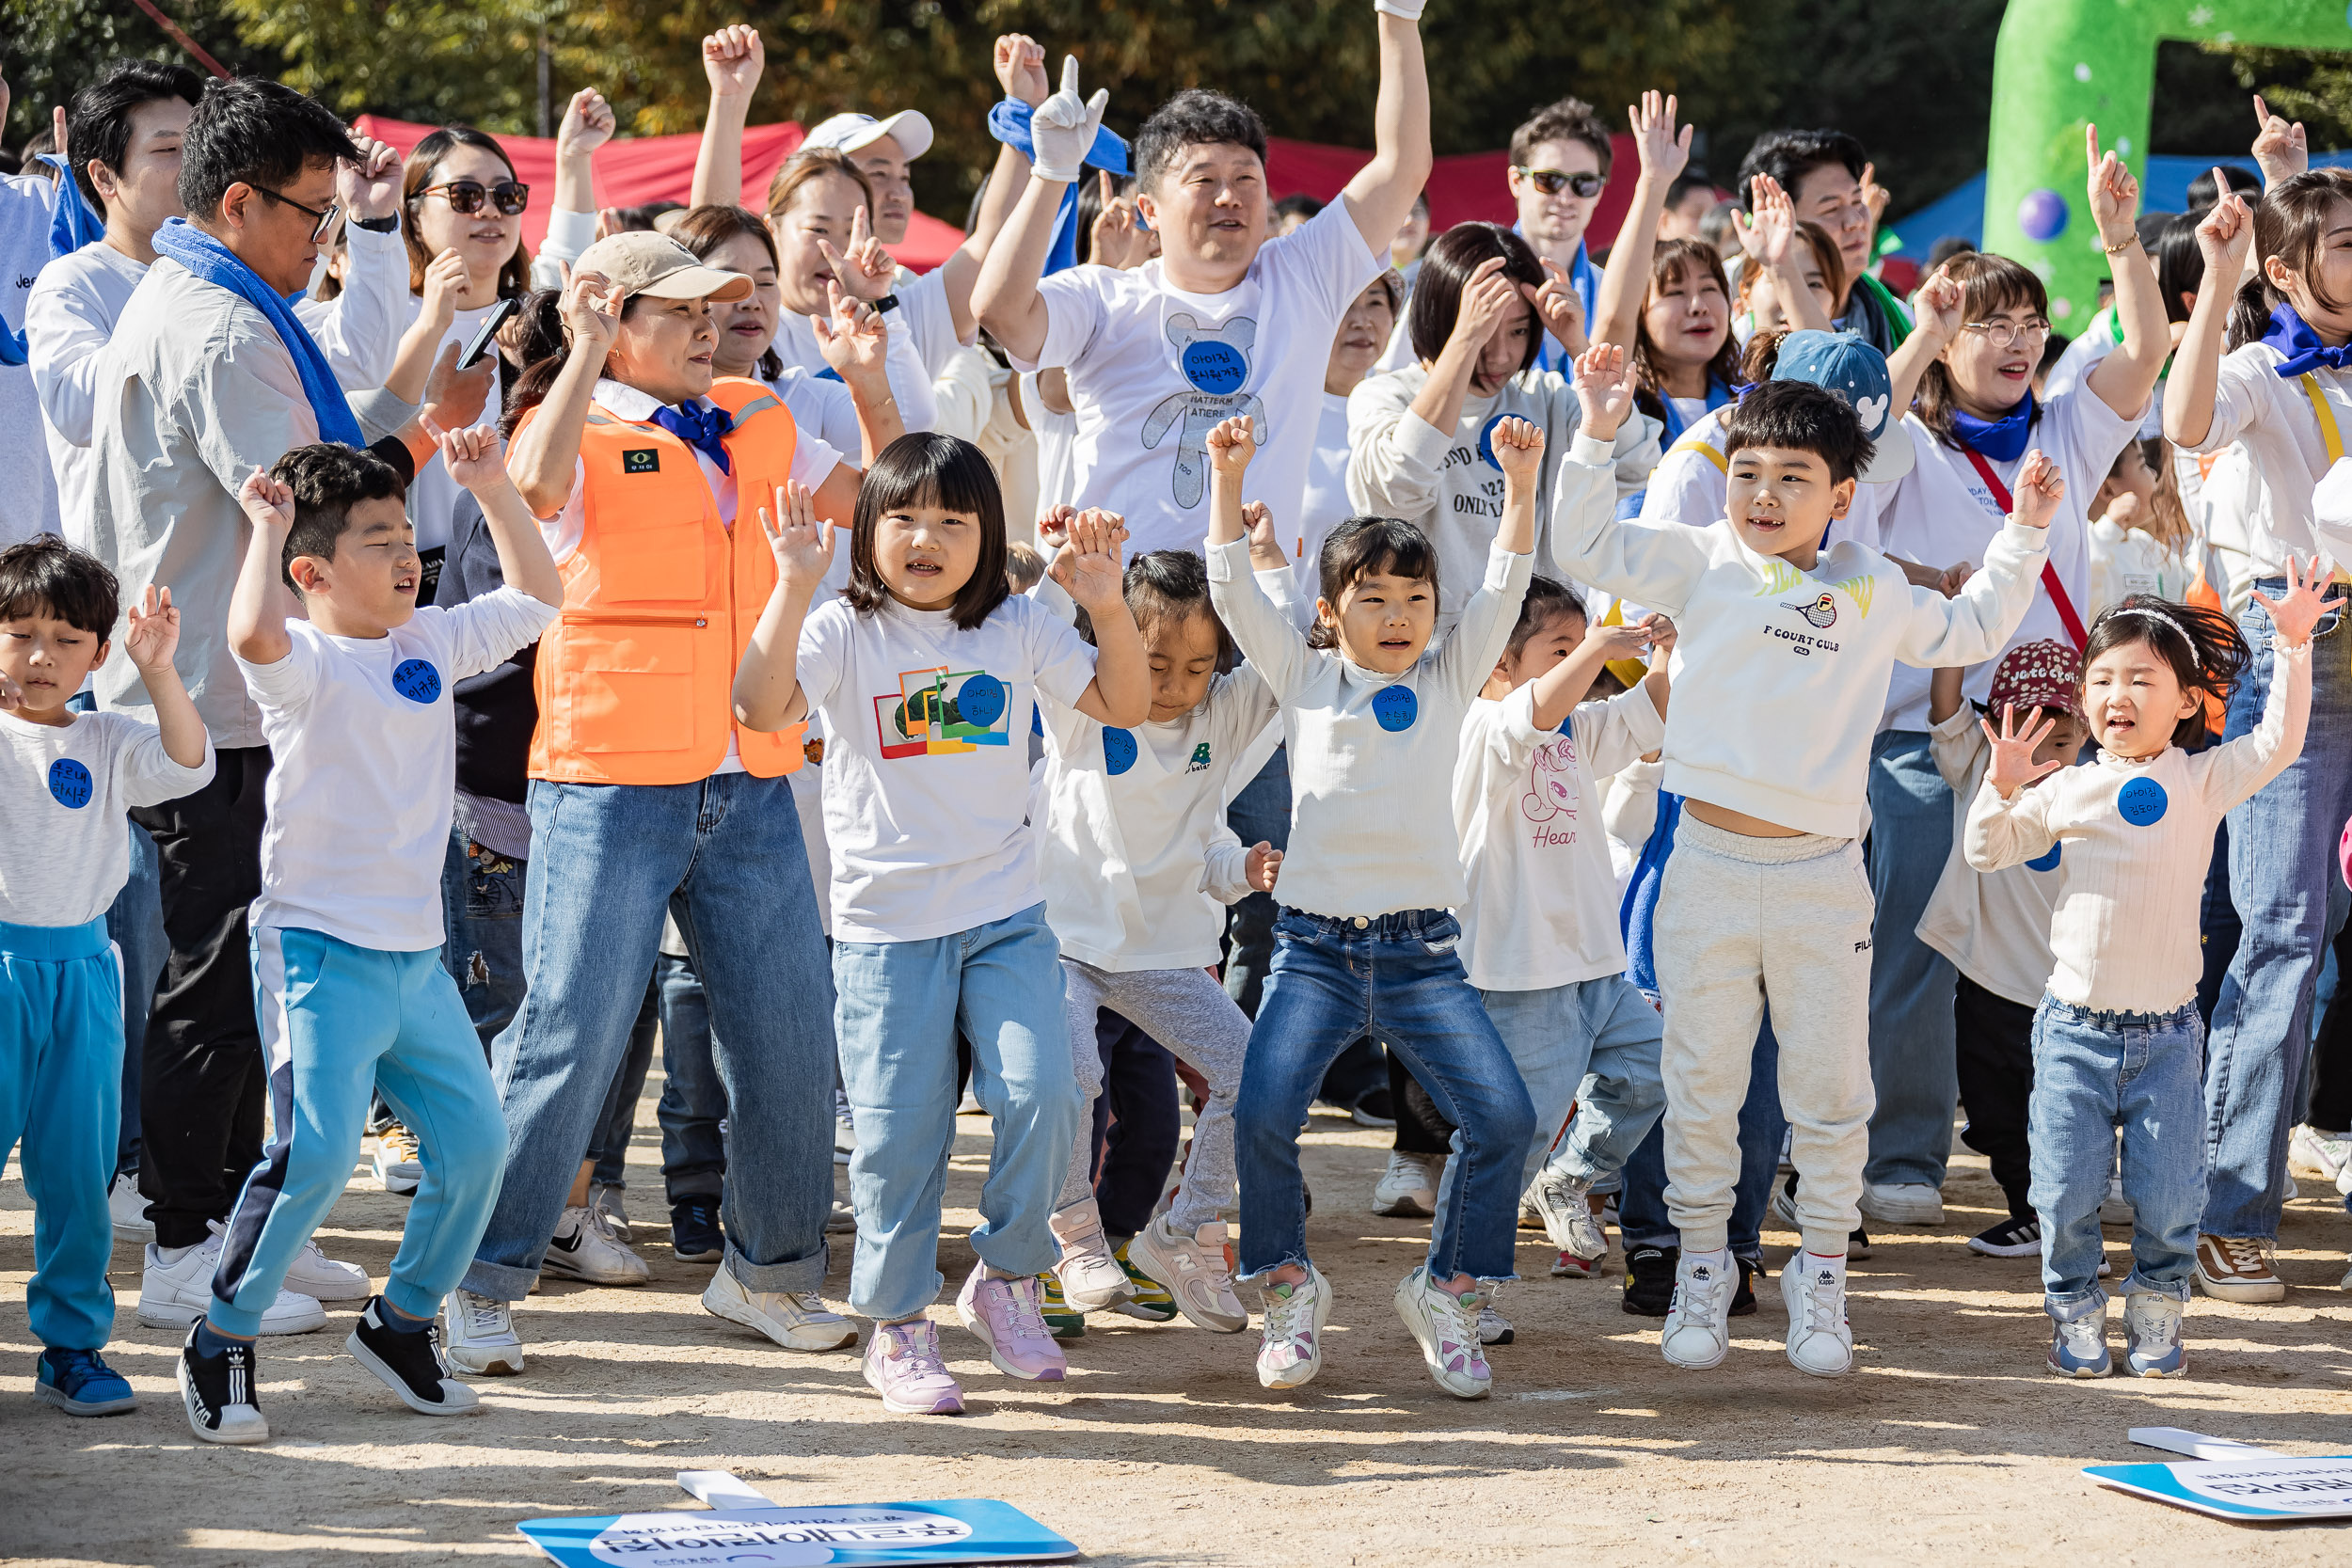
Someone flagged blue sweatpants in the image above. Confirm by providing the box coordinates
[210,927,506,1336]
[1,917,123,1351]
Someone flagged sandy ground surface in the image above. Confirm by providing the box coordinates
[6,1085,2352,1567]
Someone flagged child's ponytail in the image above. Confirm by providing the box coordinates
[2081,593,2250,748]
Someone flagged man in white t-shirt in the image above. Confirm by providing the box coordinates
[975,2,1433,561]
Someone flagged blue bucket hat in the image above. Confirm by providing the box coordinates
[1772,329,1915,483]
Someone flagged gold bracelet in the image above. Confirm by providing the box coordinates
[2101,233,2138,255]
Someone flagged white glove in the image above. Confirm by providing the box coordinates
[1031,55,1110,185]
[1373,0,1426,17]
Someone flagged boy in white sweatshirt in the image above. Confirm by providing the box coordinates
[1552,352,2060,1378]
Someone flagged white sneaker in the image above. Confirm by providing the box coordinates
[440,1289,525,1375]
[1371,1151,1441,1218]
[834,1089,857,1166]
[1530,1166,1606,1260]
[702,1267,858,1352]
[542,1205,650,1285]
[2098,1174,2137,1228]
[138,1236,326,1335]
[1126,1214,1248,1333]
[1857,1181,1944,1226]
[587,1182,631,1243]
[1047,1200,1134,1311]
[1392,1267,1492,1400]
[1661,1251,1737,1370]
[372,1123,422,1196]
[281,1236,372,1303]
[826,1196,857,1234]
[2291,1124,2352,1196]
[109,1174,153,1243]
[1477,1301,1515,1346]
[1255,1264,1332,1390]
[1780,1254,1854,1376]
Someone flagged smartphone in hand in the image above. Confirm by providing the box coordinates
[457,295,523,371]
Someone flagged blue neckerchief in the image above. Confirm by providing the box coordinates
[651,401,734,474]
[1516,230,1598,375]
[151,218,364,449]
[988,100,1133,278]
[1619,787,1683,995]
[1656,373,1737,444]
[1952,392,2037,464]
[2260,302,2352,378]
[44,155,106,258]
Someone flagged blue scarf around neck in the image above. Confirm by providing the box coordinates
[651,401,735,474]
[1952,391,2038,463]
[2259,301,2352,378]
[152,217,365,450]
[988,100,1133,279]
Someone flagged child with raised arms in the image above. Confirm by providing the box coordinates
[1204,410,1537,1402]
[1552,350,2059,1378]
[729,433,1148,1416]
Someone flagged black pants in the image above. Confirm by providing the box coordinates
[2305,914,2352,1134]
[1089,1010,1180,1240]
[1953,974,2036,1218]
[1389,1049,1455,1156]
[131,745,272,1249]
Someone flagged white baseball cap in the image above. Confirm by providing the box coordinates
[802,110,933,163]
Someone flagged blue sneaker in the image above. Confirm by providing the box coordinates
[2047,1307,2111,1378]
[2122,1291,2186,1378]
[670,1198,725,1263]
[34,1348,135,1416]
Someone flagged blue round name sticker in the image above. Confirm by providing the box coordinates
[1372,684,1419,732]
[1475,413,1512,471]
[957,672,1007,729]
[2026,843,2062,873]
[47,757,94,809]
[2118,776,2169,828]
[1102,727,1138,776]
[391,657,442,705]
[1181,338,1248,394]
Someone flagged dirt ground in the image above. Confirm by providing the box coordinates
[6,1085,2352,1568]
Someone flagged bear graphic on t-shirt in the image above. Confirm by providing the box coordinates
[1141,312,1266,509]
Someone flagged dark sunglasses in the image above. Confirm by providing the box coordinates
[415,179,531,216]
[1514,166,1606,199]
[255,185,341,244]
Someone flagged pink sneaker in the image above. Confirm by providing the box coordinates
[956,1265,1067,1382]
[862,1318,964,1415]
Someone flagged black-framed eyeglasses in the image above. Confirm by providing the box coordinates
[255,185,341,244]
[1513,166,1606,199]
[414,180,531,216]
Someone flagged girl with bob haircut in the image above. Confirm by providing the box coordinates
[730,433,1150,1417]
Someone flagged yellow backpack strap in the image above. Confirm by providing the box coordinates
[2302,372,2344,464]
[1597,599,1652,690]
[1670,434,1728,474]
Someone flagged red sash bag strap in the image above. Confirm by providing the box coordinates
[1962,445,2088,651]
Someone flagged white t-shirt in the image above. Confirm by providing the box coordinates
[0,707,214,927]
[1873,388,2142,732]
[796,592,1099,942]
[1296,390,1355,580]
[1022,201,1382,558]
[2188,344,2352,577]
[1454,681,1664,991]
[1023,370,1079,519]
[237,588,557,952]
[1,173,63,548]
[26,242,146,548]
[1915,705,2062,1006]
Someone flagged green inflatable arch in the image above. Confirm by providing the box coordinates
[1987,0,2352,322]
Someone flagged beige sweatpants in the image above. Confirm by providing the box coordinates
[1655,816,1877,1257]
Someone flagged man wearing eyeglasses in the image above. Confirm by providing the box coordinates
[1504,97,1614,373]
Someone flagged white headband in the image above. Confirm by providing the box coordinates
[2105,605,2200,668]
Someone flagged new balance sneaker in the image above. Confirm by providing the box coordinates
[1036,1272,1087,1339]
[588,1182,632,1243]
[138,1236,326,1335]
[1730,1256,1759,1318]
[864,1317,964,1414]
[34,1348,135,1416]
[1394,1268,1492,1399]
[1857,1181,1944,1227]
[108,1174,153,1243]
[347,1297,479,1415]
[1780,1254,1854,1376]
[1530,1167,1607,1260]
[2048,1304,2111,1377]
[1371,1151,1441,1218]
[670,1198,725,1262]
[1769,1175,1870,1258]
[1551,1247,1600,1280]
[1111,1240,1179,1322]
[279,1235,372,1303]
[1126,1215,1248,1333]
[1048,1200,1134,1312]
[440,1289,524,1376]
[2290,1123,2352,1196]
[1621,1244,1678,1317]
[542,1204,650,1285]
[178,1323,266,1444]
[703,1267,858,1352]
[2122,1291,2186,1378]
[956,1267,1066,1382]
[1969,1214,2042,1258]
[372,1122,422,1196]
[1660,1252,1737,1370]
[2099,1175,2136,1227]
[1255,1265,1332,1390]
[2195,1234,2285,1303]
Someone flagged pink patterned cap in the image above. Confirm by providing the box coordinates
[1986,638,2081,718]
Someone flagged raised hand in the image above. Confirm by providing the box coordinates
[1909,263,1963,343]
[2252,93,2309,186]
[1733,174,1795,268]
[437,423,509,492]
[2252,551,2345,650]
[1523,256,1586,355]
[1036,503,1073,549]
[1050,507,1130,610]
[557,87,616,159]
[758,481,836,592]
[1637,610,1677,662]
[1583,620,1660,665]
[1089,170,1147,269]
[1860,161,1891,227]
[1205,414,1257,480]
[1031,55,1111,185]
[2195,175,2255,279]
[423,338,497,430]
[1981,703,2064,797]
[2085,124,2140,245]
[123,584,181,673]
[2009,449,2063,531]
[1490,415,1546,484]
[340,135,405,222]
[1938,561,1975,599]
[417,247,469,333]
[703,24,765,102]
[238,469,296,533]
[1240,499,1282,560]
[818,204,896,303]
[811,279,889,380]
[1450,255,1519,354]
[1571,341,1638,440]
[561,269,625,355]
[1246,842,1283,893]
[1629,90,1691,183]
[994,33,1051,108]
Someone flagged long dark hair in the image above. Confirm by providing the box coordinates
[846,435,1009,631]
[2081,594,2249,749]
[401,126,530,298]
[672,203,785,381]
[1407,222,1544,370]
[1631,237,1741,425]
[1914,250,2047,450]
[2228,167,2352,350]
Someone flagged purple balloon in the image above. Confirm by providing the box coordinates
[2017,187,2070,245]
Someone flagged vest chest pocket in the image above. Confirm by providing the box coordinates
[560,624,699,754]
[584,457,712,604]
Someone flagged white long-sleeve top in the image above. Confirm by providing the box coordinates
[1965,639,2310,1012]
[1915,705,2063,1006]
[2180,343,2352,575]
[1207,532,1533,919]
[1551,431,2046,838]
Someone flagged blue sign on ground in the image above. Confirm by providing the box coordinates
[518,1497,1078,1565]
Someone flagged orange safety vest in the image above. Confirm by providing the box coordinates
[526,376,808,784]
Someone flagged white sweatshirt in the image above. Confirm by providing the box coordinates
[1551,432,2046,838]
[1208,534,1533,918]
[1965,640,2308,1013]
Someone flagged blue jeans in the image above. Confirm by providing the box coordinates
[104,822,165,1178]
[2205,584,2352,1239]
[440,826,528,1053]
[834,903,1078,1323]
[654,950,729,1204]
[587,977,660,1190]
[1619,1017,1787,1259]
[2029,996,2205,1316]
[460,773,835,1302]
[1236,909,1534,1283]
[1864,730,1958,1187]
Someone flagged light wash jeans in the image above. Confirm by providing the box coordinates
[1864,729,1959,1189]
[459,773,835,1303]
[105,822,165,1178]
[2204,585,2352,1239]
[2029,996,2205,1318]
[834,903,1078,1323]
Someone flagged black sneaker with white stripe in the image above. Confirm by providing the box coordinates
[179,1323,268,1445]
[347,1296,481,1416]
[1968,1213,2042,1258]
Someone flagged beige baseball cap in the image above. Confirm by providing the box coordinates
[571,231,753,303]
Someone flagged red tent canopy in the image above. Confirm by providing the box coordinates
[1264,133,1645,252]
[351,115,968,270]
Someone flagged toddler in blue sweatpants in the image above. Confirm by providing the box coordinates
[0,537,215,1417]
[179,433,561,1444]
